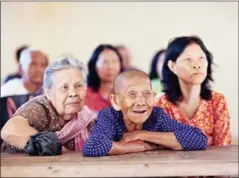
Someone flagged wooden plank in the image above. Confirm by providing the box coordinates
[1,145,238,177]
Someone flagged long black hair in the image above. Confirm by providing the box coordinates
[162,35,214,103]
[149,49,166,80]
[87,44,123,92]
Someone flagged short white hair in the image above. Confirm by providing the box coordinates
[19,48,39,71]
[43,55,87,89]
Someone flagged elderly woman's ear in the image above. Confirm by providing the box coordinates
[44,88,52,101]
[110,94,121,111]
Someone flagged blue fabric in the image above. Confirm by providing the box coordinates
[83,107,208,157]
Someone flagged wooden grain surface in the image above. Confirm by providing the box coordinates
[1,145,238,177]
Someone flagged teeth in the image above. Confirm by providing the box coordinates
[134,110,146,113]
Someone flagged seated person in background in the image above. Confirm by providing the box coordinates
[86,44,123,112]
[149,49,166,95]
[1,48,48,97]
[116,45,134,71]
[3,45,29,84]
[82,69,208,157]
[1,56,96,155]
[157,35,231,146]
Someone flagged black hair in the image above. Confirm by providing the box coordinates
[15,45,29,62]
[87,44,123,92]
[149,49,166,80]
[162,35,214,103]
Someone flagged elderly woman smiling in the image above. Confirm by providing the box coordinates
[1,56,96,155]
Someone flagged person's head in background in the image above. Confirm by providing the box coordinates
[149,49,166,81]
[3,45,29,84]
[162,35,214,103]
[86,44,123,111]
[116,45,132,71]
[111,69,155,125]
[87,44,123,92]
[20,48,49,93]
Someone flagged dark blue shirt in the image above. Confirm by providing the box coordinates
[83,107,208,157]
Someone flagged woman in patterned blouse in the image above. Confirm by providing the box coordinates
[1,56,96,153]
[157,35,231,146]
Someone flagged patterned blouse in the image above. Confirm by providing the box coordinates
[157,91,231,146]
[85,87,111,112]
[1,95,95,153]
[82,107,208,157]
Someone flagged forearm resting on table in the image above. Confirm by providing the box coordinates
[141,131,182,150]
[109,140,151,155]
[1,116,38,149]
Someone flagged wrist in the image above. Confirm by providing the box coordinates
[139,130,148,141]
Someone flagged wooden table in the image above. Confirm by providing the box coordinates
[1,145,238,177]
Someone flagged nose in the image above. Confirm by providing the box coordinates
[192,61,201,70]
[135,94,146,106]
[69,89,79,98]
[193,65,201,69]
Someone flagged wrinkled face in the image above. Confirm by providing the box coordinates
[24,51,48,84]
[156,52,166,80]
[96,49,121,83]
[115,77,155,124]
[45,68,86,120]
[169,43,208,85]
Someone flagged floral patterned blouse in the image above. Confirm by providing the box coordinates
[157,91,231,146]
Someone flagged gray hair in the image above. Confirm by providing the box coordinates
[43,55,87,89]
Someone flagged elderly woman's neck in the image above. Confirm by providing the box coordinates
[59,114,77,126]
[124,119,143,132]
[99,81,114,99]
[179,80,201,104]
[23,79,42,93]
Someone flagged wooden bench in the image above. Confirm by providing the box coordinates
[1,145,238,177]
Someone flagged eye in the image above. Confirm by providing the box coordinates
[199,56,205,60]
[76,83,83,90]
[184,57,191,61]
[128,92,137,98]
[143,91,153,98]
[60,85,68,92]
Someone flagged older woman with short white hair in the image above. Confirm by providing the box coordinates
[1,56,96,155]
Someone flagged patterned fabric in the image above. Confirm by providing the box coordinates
[82,107,208,157]
[157,91,231,146]
[1,95,94,153]
[56,106,97,151]
[85,87,111,112]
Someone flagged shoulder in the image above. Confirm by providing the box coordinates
[97,107,121,122]
[157,93,172,107]
[1,79,27,97]
[86,87,100,100]
[152,107,166,116]
[14,95,52,117]
[86,87,97,95]
[2,78,23,87]
[211,91,226,101]
[3,73,21,83]
[210,91,228,108]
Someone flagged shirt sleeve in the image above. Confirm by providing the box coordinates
[82,109,115,157]
[212,93,231,146]
[155,108,208,150]
[13,99,49,132]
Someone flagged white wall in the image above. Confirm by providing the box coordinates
[1,2,238,143]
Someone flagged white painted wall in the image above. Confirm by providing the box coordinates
[1,2,238,143]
